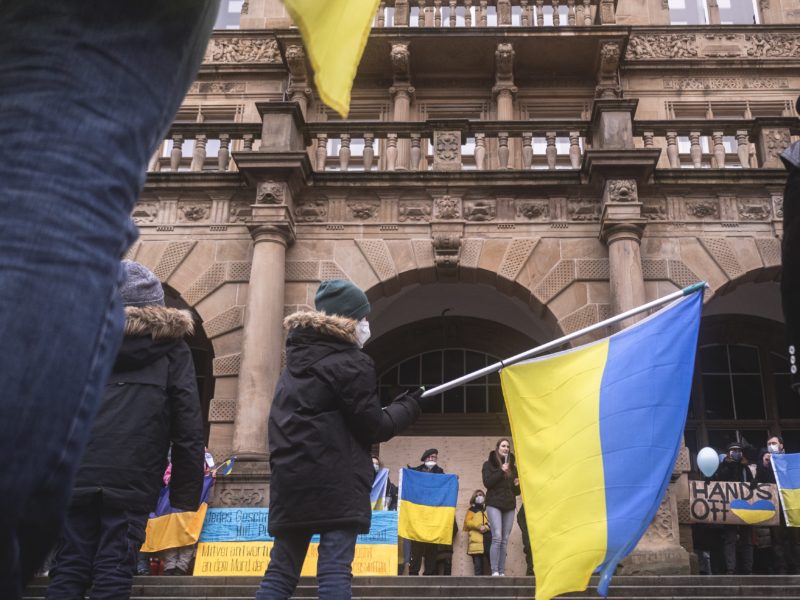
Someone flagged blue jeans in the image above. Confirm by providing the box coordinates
[0,2,217,598]
[256,529,359,600]
[45,493,148,600]
[486,506,515,575]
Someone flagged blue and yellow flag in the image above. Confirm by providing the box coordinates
[397,468,458,544]
[771,453,800,526]
[501,291,702,600]
[371,467,390,510]
[283,0,380,118]
[141,475,214,553]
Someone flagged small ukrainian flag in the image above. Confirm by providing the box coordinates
[771,453,800,526]
[397,468,458,545]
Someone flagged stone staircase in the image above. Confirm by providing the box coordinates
[24,575,800,599]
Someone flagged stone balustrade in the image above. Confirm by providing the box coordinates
[634,118,798,169]
[375,0,610,27]
[148,123,262,173]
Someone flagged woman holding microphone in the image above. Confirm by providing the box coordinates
[481,438,520,576]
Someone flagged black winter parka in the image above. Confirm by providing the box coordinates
[482,451,520,511]
[268,311,421,536]
[71,306,205,513]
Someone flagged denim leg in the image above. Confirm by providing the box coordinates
[316,529,358,600]
[471,554,483,576]
[256,532,312,600]
[496,509,515,575]
[45,502,101,600]
[89,506,147,600]
[485,506,502,573]
[0,1,217,597]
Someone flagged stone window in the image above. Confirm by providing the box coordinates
[379,349,505,414]
[668,0,759,24]
[214,0,243,30]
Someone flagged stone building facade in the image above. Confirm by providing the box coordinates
[131,0,798,575]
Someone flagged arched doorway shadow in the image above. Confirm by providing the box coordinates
[164,285,215,442]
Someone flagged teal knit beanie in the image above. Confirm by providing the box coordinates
[314,279,370,320]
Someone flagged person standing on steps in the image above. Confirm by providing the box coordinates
[255,280,422,600]
[463,489,491,576]
[408,449,445,576]
[716,441,754,575]
[482,438,520,577]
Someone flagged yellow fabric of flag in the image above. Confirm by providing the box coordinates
[283,0,380,118]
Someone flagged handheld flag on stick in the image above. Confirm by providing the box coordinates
[371,467,390,510]
[282,0,380,117]
[501,290,703,600]
[771,453,800,526]
[213,456,236,477]
[141,475,214,552]
[398,468,458,544]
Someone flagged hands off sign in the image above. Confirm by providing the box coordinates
[688,480,780,526]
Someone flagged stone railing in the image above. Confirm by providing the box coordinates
[375,0,614,27]
[634,117,798,169]
[148,123,262,173]
[305,120,590,171]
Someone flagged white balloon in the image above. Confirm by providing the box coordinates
[697,446,720,478]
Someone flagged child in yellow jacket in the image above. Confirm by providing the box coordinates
[463,489,491,575]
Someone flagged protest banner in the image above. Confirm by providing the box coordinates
[193,508,398,576]
[687,479,780,526]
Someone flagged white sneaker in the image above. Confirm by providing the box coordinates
[492,571,500,576]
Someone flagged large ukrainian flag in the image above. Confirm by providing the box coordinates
[501,291,702,600]
[397,468,458,545]
[771,453,800,526]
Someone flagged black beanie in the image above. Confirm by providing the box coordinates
[314,279,370,319]
[421,448,438,461]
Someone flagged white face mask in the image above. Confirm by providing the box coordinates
[356,319,371,348]
[424,460,437,469]
[475,495,485,504]
[769,443,781,453]
[373,463,380,473]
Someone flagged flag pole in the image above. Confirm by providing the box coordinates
[419,282,707,399]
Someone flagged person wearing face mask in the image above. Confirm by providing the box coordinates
[408,449,445,575]
[757,436,798,574]
[715,441,754,575]
[463,490,491,575]
[482,438,520,577]
[371,456,398,511]
[257,280,422,600]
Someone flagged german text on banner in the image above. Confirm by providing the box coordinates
[282,0,380,118]
[501,291,702,600]
[371,467,390,510]
[397,468,458,545]
[771,453,800,526]
[141,475,214,552]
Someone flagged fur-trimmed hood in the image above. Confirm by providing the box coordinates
[284,310,358,346]
[124,306,195,339]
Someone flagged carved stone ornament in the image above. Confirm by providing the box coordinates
[495,43,515,85]
[686,201,719,219]
[348,201,379,220]
[464,200,497,222]
[217,486,265,506]
[433,131,462,171]
[642,495,677,544]
[745,33,800,58]
[229,202,252,223]
[398,202,432,222]
[737,199,770,220]
[773,195,784,219]
[569,198,600,221]
[179,202,210,222]
[434,196,461,220]
[188,81,247,94]
[627,34,699,59]
[765,129,792,161]
[132,202,159,225]
[433,234,461,269]
[517,200,550,220]
[663,76,789,90]
[390,42,411,83]
[606,179,638,203]
[294,201,327,223]
[203,37,280,64]
[285,45,308,79]
[642,200,667,220]
[255,181,285,204]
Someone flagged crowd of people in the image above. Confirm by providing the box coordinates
[693,436,799,576]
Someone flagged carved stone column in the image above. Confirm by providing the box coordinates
[390,42,413,171]
[493,43,517,167]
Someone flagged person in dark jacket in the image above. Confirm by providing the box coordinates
[757,437,798,574]
[371,456,398,511]
[715,441,754,575]
[482,438,519,576]
[517,504,534,576]
[46,260,205,600]
[780,96,800,397]
[408,449,445,576]
[256,280,421,600]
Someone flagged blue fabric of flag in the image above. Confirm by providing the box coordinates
[399,468,458,507]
